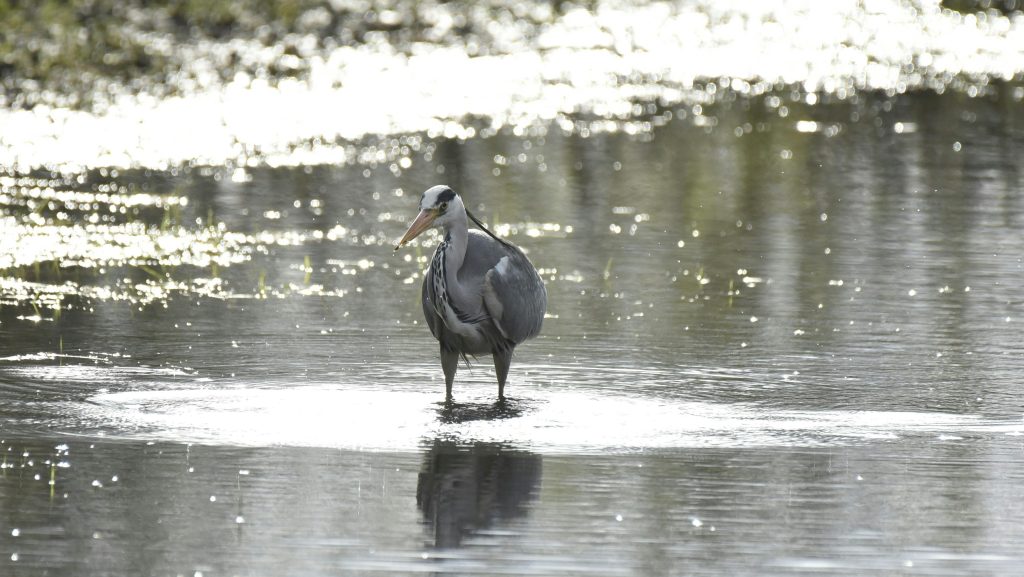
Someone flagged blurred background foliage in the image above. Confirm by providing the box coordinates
[0,0,559,109]
[942,0,1021,11]
[1,0,1018,111]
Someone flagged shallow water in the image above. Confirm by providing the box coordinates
[3,1,1024,575]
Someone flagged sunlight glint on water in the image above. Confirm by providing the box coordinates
[0,0,1021,171]
[74,379,1010,452]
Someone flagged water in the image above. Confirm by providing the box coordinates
[2,1,1024,575]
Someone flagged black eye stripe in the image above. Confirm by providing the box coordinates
[435,188,456,204]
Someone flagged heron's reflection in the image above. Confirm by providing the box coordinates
[416,440,542,548]
[435,398,525,424]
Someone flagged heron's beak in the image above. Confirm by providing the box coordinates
[394,209,437,251]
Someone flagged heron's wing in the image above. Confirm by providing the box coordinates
[482,248,547,344]
[421,262,443,340]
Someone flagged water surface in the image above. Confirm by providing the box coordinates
[2,1,1024,575]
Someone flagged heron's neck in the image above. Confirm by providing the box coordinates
[441,210,468,271]
[441,210,470,298]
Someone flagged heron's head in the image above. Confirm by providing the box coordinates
[394,185,464,250]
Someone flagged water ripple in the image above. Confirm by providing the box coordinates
[67,381,1009,452]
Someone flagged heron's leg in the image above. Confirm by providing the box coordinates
[441,346,459,399]
[493,348,512,401]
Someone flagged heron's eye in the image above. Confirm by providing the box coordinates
[439,201,448,212]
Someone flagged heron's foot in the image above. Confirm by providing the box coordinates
[492,396,526,420]
[438,397,457,422]
[435,397,523,424]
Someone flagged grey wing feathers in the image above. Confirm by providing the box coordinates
[482,249,547,344]
[421,263,443,340]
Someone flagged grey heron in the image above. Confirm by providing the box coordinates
[395,185,547,400]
